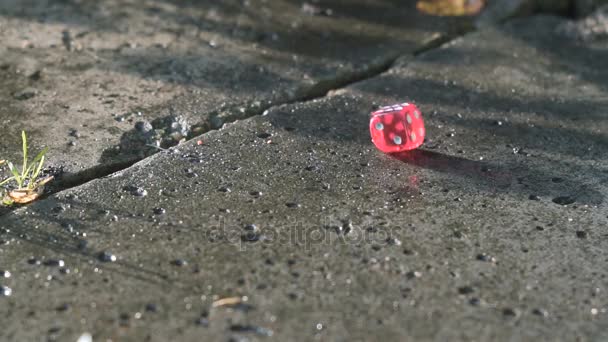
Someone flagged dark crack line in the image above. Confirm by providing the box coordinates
[0,29,475,217]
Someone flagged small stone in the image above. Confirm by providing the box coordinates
[244,224,258,232]
[171,259,187,267]
[552,196,575,205]
[241,232,261,242]
[13,87,37,100]
[132,187,147,197]
[576,230,588,239]
[458,286,474,295]
[1,286,11,296]
[29,70,42,80]
[123,185,147,197]
[56,303,70,312]
[469,297,481,306]
[27,258,41,265]
[249,191,263,197]
[403,249,415,256]
[69,129,81,138]
[476,253,496,263]
[43,259,65,267]
[0,270,10,278]
[145,303,158,312]
[406,271,422,279]
[532,308,548,317]
[153,207,166,215]
[135,121,153,133]
[528,194,541,201]
[502,308,518,317]
[385,237,402,246]
[184,168,197,178]
[98,251,116,263]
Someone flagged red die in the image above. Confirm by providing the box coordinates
[369,103,425,153]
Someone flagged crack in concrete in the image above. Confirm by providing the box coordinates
[13,0,592,211]
[36,3,588,203]
[0,29,475,217]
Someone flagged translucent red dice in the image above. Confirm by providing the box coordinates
[370,103,425,153]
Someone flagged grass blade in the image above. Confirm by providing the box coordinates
[8,162,20,179]
[30,155,45,187]
[30,147,48,165]
[25,147,48,178]
[0,176,14,186]
[21,131,27,180]
[7,162,22,188]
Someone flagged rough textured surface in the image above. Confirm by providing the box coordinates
[559,4,608,41]
[1,15,608,341]
[0,0,471,179]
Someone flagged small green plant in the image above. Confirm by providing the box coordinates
[0,131,52,205]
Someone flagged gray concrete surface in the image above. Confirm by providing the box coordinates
[0,0,471,182]
[1,13,608,341]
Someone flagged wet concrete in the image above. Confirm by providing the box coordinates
[1,14,608,341]
[0,0,472,181]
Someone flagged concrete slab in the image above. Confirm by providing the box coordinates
[0,0,470,181]
[1,15,608,341]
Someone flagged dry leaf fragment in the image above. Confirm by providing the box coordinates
[7,189,40,204]
[417,0,485,16]
[36,176,54,187]
[212,297,244,308]
[3,176,53,205]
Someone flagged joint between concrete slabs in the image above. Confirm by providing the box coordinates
[0,27,479,217]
